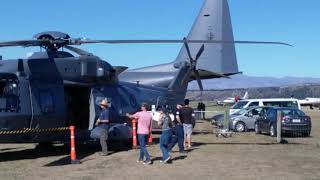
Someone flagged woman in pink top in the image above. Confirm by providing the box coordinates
[127,103,152,165]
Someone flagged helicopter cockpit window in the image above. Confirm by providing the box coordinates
[39,90,54,113]
[0,77,19,112]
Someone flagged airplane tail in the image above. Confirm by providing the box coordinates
[120,0,239,92]
[174,0,239,78]
[168,0,239,93]
[242,91,249,99]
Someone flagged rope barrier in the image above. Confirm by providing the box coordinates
[0,127,69,135]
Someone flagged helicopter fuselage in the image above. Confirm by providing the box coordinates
[0,51,186,143]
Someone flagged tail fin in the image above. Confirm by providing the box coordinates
[242,91,249,99]
[120,0,239,90]
[175,0,239,77]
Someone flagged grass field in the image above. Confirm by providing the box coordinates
[0,104,319,180]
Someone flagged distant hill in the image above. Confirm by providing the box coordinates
[188,75,320,90]
[186,84,320,101]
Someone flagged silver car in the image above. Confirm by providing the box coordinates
[230,106,271,132]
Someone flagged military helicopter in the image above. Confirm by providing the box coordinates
[0,0,290,143]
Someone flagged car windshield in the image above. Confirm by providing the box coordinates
[232,108,248,115]
[232,101,249,109]
[296,110,306,116]
[281,109,306,117]
[281,109,294,116]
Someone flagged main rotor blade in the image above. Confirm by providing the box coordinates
[194,70,204,91]
[0,39,293,49]
[195,44,205,61]
[0,40,43,47]
[65,45,93,56]
[183,38,193,61]
[77,39,293,47]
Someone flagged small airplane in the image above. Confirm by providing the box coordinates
[298,98,320,110]
[0,0,290,144]
[217,91,249,105]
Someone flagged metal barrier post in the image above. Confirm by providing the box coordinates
[69,126,80,164]
[132,119,137,149]
[224,108,230,131]
[277,111,282,143]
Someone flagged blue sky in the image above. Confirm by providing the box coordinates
[0,0,319,77]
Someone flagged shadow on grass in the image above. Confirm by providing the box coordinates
[0,144,70,163]
[171,155,187,161]
[44,141,132,167]
[0,141,132,167]
[151,155,187,164]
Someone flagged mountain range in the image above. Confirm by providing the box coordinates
[188,75,320,90]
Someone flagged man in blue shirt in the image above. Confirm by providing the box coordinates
[95,99,110,156]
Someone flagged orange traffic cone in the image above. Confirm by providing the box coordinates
[69,126,80,164]
[132,119,137,149]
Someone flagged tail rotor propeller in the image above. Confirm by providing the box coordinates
[183,37,205,91]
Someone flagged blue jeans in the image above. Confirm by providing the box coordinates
[138,134,150,161]
[99,124,109,130]
[160,129,172,161]
[168,125,184,152]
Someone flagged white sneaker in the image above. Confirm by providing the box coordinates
[143,161,152,165]
[164,156,171,163]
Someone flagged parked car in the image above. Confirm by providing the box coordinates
[230,98,301,115]
[211,113,225,126]
[211,106,271,132]
[255,107,312,137]
[229,106,271,132]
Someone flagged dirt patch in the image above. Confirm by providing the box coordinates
[0,108,319,180]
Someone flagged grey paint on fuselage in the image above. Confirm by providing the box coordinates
[120,0,239,88]
[0,0,240,143]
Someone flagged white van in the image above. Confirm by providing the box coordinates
[230,98,301,115]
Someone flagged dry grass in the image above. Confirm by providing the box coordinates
[0,106,319,180]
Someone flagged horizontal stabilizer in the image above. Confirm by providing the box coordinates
[190,69,242,80]
[113,66,128,75]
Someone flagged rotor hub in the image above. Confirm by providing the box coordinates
[33,31,71,51]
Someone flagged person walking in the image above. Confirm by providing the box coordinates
[126,103,152,165]
[95,99,110,156]
[197,102,202,120]
[180,99,195,149]
[168,104,186,153]
[200,102,206,120]
[158,107,173,163]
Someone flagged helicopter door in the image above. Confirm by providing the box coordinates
[89,88,107,130]
[29,82,66,129]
